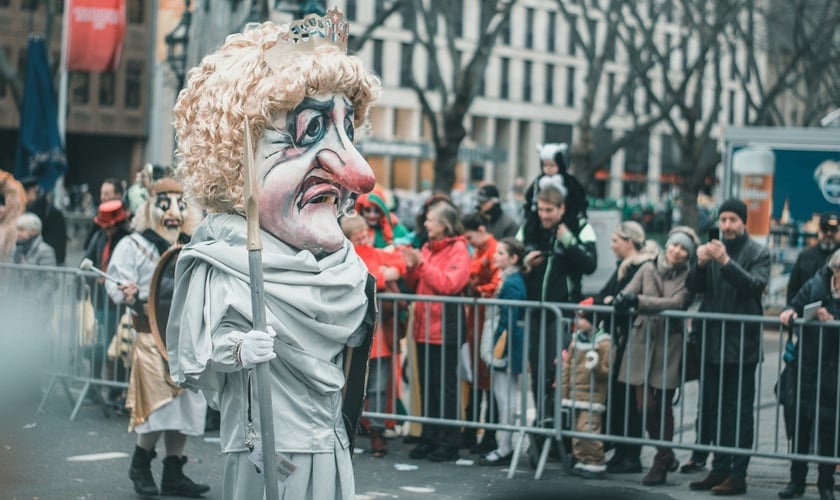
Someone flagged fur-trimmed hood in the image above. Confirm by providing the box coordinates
[617,239,659,282]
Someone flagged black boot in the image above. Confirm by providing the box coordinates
[129,446,159,497]
[160,455,210,497]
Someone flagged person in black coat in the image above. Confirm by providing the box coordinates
[786,212,840,304]
[685,199,770,496]
[779,250,840,500]
[521,179,597,431]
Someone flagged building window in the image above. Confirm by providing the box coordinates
[21,0,37,10]
[127,0,143,24]
[568,16,577,55]
[729,43,737,80]
[500,57,510,99]
[607,72,615,106]
[501,17,511,45]
[728,90,736,124]
[0,0,10,7]
[545,64,554,104]
[372,40,383,80]
[124,61,142,109]
[374,0,385,18]
[345,0,356,21]
[99,72,115,106]
[565,66,575,107]
[624,132,649,174]
[547,12,556,52]
[664,34,672,72]
[743,94,750,123]
[525,8,534,49]
[626,86,635,114]
[523,61,532,102]
[400,43,412,88]
[70,72,90,105]
[450,3,462,38]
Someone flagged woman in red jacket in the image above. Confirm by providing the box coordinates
[401,203,471,462]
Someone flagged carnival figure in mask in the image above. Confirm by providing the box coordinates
[168,8,380,499]
[105,177,208,497]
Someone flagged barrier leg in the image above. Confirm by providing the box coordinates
[36,375,58,415]
[507,429,527,479]
[69,381,109,421]
[534,435,552,479]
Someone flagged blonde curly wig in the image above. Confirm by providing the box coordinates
[173,21,381,214]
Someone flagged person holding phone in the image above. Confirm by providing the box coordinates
[685,198,770,496]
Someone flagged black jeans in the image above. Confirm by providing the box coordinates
[701,362,757,479]
[416,342,460,449]
[784,404,813,485]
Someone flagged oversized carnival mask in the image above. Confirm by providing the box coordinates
[151,189,187,245]
[254,93,375,256]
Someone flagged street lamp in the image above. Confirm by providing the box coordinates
[165,0,192,91]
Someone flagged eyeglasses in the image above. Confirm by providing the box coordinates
[822,225,838,233]
[362,206,381,214]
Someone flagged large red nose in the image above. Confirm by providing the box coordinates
[315,146,376,194]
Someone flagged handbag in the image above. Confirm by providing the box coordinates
[775,361,798,418]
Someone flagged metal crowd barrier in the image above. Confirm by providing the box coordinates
[369,293,840,480]
[1,262,131,421]
[7,262,837,481]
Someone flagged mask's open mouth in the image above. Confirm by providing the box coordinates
[163,219,181,229]
[298,177,340,210]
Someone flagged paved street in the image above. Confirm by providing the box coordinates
[0,340,812,500]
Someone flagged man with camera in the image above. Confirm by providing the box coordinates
[685,198,770,496]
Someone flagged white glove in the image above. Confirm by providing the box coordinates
[584,350,599,371]
[235,327,277,369]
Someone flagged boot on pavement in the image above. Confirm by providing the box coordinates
[710,477,747,496]
[128,446,158,497]
[777,481,805,498]
[642,448,677,486]
[818,486,836,500]
[689,472,727,491]
[160,455,210,497]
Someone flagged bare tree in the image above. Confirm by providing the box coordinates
[398,0,516,193]
[737,0,840,126]
[0,0,60,112]
[618,0,747,227]
[554,0,677,186]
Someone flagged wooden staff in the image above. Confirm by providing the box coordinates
[244,116,280,500]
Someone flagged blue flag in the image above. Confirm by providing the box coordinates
[14,36,67,192]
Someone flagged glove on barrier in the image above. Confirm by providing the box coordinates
[613,292,639,313]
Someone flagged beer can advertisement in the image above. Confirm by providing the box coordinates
[724,128,840,227]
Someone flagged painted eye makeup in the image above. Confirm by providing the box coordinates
[344,116,354,142]
[298,113,327,146]
[155,195,171,211]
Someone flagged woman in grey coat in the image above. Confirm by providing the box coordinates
[612,226,698,486]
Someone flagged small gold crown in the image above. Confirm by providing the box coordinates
[265,7,349,67]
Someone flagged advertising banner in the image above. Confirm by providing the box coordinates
[66,0,126,72]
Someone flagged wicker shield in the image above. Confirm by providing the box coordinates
[147,245,182,361]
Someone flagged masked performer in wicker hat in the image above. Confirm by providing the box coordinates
[105,177,208,497]
[168,8,380,499]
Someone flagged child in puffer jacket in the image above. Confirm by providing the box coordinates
[561,297,613,478]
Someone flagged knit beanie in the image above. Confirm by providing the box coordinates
[718,198,748,224]
[666,231,696,256]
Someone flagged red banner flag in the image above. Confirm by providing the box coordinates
[66,0,126,72]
